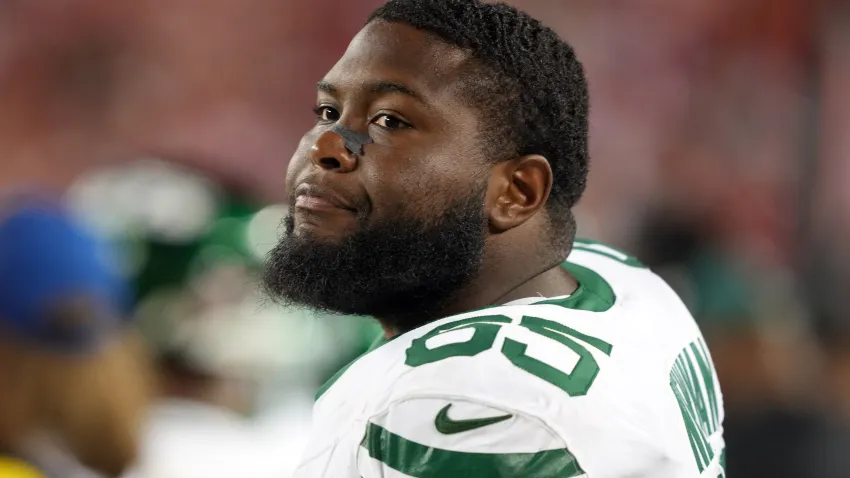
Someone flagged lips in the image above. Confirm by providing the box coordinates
[293,183,356,212]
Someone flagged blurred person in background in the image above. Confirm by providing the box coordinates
[0,195,152,478]
[124,259,311,478]
[63,160,376,478]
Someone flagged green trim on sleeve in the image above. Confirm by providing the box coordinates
[362,422,585,478]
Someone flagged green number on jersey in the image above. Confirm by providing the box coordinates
[669,338,724,474]
[405,315,512,367]
[405,315,612,396]
[503,316,612,396]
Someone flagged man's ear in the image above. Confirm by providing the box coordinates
[486,155,552,232]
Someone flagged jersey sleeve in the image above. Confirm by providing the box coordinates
[356,396,586,478]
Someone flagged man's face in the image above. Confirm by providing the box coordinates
[264,21,492,329]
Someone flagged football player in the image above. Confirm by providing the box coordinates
[263,1,725,476]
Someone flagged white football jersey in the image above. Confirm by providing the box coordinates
[292,240,725,478]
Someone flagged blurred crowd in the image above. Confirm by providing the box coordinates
[0,0,846,477]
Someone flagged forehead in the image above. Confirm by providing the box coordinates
[324,20,473,100]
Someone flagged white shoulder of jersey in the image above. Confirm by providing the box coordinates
[316,240,724,477]
[357,396,585,478]
[348,306,662,477]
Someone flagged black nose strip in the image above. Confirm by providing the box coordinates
[329,124,373,156]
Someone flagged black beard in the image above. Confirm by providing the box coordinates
[262,190,487,333]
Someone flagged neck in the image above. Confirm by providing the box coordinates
[492,262,577,304]
[446,255,575,314]
[383,246,577,337]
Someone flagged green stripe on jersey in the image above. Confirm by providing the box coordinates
[572,239,646,268]
[363,422,585,478]
[533,261,616,312]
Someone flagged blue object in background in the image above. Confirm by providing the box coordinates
[0,197,132,353]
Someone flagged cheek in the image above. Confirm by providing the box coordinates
[367,160,473,217]
[285,136,315,189]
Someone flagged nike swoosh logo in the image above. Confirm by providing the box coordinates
[434,404,513,435]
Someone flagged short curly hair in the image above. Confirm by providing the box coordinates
[368,0,589,246]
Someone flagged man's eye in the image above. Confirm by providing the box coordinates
[314,106,340,122]
[372,114,410,130]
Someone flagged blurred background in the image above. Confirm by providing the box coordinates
[0,0,845,476]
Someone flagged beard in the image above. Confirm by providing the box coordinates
[262,187,487,333]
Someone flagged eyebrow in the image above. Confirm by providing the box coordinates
[316,80,427,105]
[316,80,337,93]
[370,81,422,101]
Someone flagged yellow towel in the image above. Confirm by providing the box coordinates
[0,457,45,478]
